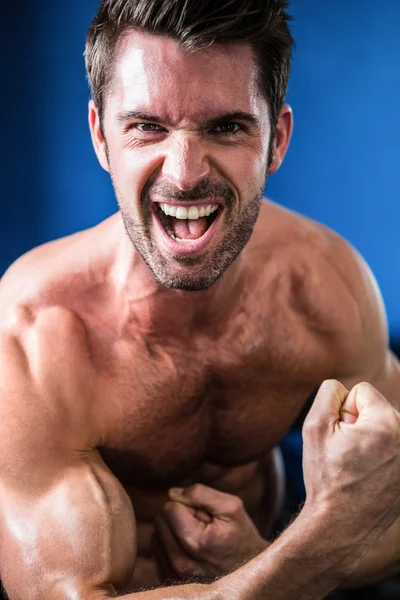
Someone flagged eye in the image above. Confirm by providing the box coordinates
[212,122,242,134]
[130,123,166,133]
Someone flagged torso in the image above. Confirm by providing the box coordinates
[1,200,360,588]
[86,267,316,587]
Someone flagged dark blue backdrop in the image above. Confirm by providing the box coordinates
[2,1,400,335]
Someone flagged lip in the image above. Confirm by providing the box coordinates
[151,203,224,256]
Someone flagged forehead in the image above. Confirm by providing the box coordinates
[106,30,267,122]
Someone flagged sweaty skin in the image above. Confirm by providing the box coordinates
[1,204,400,599]
[0,31,399,599]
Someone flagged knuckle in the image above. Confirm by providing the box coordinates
[163,501,175,514]
[163,501,180,519]
[196,530,213,551]
[354,381,372,389]
[319,378,345,395]
[354,381,376,397]
[188,529,211,554]
[365,412,399,454]
[185,535,201,552]
[379,413,399,442]
[319,378,338,391]
[173,557,195,576]
[302,415,321,437]
[229,495,244,514]
[355,381,388,405]
[188,483,204,496]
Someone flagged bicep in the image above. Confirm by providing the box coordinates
[0,451,137,600]
[0,321,137,599]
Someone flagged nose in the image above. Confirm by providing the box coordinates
[161,133,210,191]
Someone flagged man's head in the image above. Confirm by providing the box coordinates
[86,1,294,291]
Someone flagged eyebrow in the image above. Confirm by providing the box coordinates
[116,110,261,128]
[117,111,168,125]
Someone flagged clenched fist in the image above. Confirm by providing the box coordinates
[150,379,400,595]
[152,484,268,582]
[302,379,400,573]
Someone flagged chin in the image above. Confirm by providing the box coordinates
[152,268,223,292]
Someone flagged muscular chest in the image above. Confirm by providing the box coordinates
[96,322,312,488]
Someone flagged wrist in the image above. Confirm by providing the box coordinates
[292,503,356,574]
[300,494,386,574]
[215,504,357,600]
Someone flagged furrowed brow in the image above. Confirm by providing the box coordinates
[115,110,261,129]
[116,111,173,126]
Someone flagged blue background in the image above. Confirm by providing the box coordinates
[2,1,400,336]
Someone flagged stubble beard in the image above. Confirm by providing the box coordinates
[111,174,266,292]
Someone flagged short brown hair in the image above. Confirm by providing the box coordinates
[85,0,294,130]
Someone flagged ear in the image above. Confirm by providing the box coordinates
[88,100,110,173]
[268,104,293,174]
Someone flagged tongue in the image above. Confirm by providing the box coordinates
[172,216,209,240]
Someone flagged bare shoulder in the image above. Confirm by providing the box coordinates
[0,226,98,319]
[255,201,388,377]
[1,213,121,311]
[0,217,121,466]
[0,304,98,465]
[0,227,92,366]
[0,303,95,386]
[0,303,100,486]
[0,230,93,411]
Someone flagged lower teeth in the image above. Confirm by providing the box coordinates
[166,229,191,243]
[159,210,198,243]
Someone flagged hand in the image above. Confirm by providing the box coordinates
[302,379,400,569]
[152,484,268,582]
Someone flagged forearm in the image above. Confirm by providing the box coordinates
[115,582,216,600]
[339,517,400,589]
[117,506,352,600]
[212,505,355,600]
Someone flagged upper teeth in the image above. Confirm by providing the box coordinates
[159,204,219,220]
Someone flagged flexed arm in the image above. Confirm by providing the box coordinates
[1,309,399,599]
[139,381,400,599]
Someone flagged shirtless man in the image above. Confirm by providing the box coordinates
[0,1,399,598]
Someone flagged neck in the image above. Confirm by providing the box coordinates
[110,216,247,337]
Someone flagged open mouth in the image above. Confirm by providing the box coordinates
[154,202,223,243]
